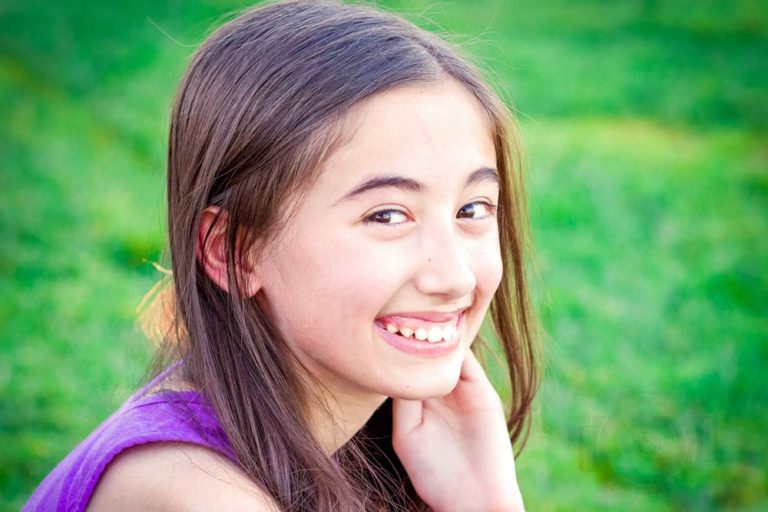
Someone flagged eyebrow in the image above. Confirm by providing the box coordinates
[335,166,499,205]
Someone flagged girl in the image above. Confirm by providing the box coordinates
[25,0,538,510]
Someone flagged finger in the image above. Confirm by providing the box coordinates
[391,398,424,437]
[448,350,501,410]
[458,348,489,384]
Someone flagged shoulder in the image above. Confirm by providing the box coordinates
[86,442,280,512]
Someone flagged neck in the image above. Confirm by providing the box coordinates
[305,383,388,455]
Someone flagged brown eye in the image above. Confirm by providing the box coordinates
[457,201,497,220]
[365,209,408,225]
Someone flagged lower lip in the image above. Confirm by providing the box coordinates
[374,313,465,357]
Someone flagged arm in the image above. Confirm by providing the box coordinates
[392,350,525,512]
[86,442,281,512]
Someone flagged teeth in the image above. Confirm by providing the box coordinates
[380,320,458,343]
[427,326,443,343]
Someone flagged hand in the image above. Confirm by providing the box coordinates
[392,349,524,512]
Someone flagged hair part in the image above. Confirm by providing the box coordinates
[139,1,538,510]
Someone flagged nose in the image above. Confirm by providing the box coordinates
[413,221,476,299]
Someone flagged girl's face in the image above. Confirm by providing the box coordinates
[256,79,502,403]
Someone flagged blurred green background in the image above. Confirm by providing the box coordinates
[1,0,766,510]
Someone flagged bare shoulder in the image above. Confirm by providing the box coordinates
[86,442,280,512]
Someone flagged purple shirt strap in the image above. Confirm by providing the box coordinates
[23,371,236,512]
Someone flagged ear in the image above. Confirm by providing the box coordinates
[196,206,261,297]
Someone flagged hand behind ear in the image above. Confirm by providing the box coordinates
[197,206,261,297]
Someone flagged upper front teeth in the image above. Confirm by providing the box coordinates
[384,323,457,343]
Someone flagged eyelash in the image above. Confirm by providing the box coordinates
[364,201,498,225]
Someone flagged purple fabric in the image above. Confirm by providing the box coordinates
[23,370,236,512]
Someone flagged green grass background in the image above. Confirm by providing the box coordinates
[1,0,766,510]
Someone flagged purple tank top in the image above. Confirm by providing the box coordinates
[23,367,236,511]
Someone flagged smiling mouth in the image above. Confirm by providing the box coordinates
[374,310,466,344]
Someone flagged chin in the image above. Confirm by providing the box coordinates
[387,368,462,400]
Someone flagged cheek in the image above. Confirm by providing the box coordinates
[268,229,412,327]
[470,235,504,297]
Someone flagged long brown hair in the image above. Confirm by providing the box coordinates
[142,1,538,510]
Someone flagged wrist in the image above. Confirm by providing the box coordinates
[430,492,524,512]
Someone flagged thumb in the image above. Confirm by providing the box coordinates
[391,398,424,439]
[459,348,492,384]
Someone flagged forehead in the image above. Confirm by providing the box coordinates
[317,79,497,191]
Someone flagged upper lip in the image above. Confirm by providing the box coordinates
[376,307,469,323]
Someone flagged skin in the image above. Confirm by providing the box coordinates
[88,80,524,510]
[249,79,521,510]
[393,351,523,511]
[87,443,281,512]
[251,79,505,448]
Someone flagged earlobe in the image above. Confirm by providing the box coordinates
[196,206,262,297]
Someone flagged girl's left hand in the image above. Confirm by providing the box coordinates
[392,349,525,512]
